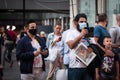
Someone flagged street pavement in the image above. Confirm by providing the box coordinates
[1,47,52,80]
[2,48,20,80]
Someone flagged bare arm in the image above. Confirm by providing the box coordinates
[111,44,120,48]
[67,34,83,49]
[95,68,100,80]
[94,37,106,51]
[51,36,62,47]
[115,61,119,80]
[67,29,88,49]
[94,37,114,57]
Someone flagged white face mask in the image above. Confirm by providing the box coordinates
[79,22,87,30]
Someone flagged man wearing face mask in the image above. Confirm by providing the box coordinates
[66,13,96,80]
[16,20,48,80]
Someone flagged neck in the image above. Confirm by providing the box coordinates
[54,32,61,36]
[105,46,112,50]
[27,32,35,40]
[117,23,120,26]
[98,22,106,28]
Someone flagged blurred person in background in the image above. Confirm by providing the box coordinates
[1,25,17,67]
[93,13,115,80]
[109,14,120,79]
[46,23,63,80]
[39,31,46,42]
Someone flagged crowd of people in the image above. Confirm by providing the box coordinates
[0,13,120,80]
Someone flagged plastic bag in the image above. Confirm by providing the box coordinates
[56,69,68,80]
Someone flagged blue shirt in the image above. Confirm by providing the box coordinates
[61,29,72,64]
[94,25,110,47]
[46,32,54,48]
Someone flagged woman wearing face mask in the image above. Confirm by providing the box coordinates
[16,20,48,80]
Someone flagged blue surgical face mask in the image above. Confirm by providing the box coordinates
[79,22,87,30]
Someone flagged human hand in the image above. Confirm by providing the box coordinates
[34,50,41,57]
[80,29,88,37]
[95,74,100,80]
[115,76,119,80]
[59,57,63,64]
[41,49,48,55]
[87,47,93,53]
[105,50,114,57]
[55,36,62,42]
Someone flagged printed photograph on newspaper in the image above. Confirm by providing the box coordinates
[74,43,96,66]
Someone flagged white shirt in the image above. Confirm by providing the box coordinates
[62,29,72,65]
[31,39,43,68]
[66,29,88,68]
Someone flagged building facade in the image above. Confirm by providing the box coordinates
[70,0,120,29]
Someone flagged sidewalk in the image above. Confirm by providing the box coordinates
[1,47,54,80]
[1,47,50,80]
[2,50,20,80]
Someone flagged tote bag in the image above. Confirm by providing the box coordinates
[48,47,58,62]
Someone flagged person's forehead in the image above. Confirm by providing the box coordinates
[28,23,36,29]
[104,38,111,41]
[79,17,86,21]
[55,25,61,28]
[29,23,36,26]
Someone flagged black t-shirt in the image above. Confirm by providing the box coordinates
[100,49,119,77]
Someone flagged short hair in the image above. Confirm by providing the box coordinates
[116,14,120,21]
[9,26,12,29]
[26,20,36,26]
[103,36,111,41]
[74,13,87,22]
[104,36,111,38]
[98,13,107,22]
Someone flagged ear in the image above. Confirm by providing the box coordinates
[103,40,105,46]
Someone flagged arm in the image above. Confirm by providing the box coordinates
[51,36,62,47]
[115,61,119,80]
[95,68,100,80]
[94,37,114,57]
[16,40,35,61]
[38,37,49,58]
[94,37,105,51]
[67,34,83,49]
[67,29,88,49]
[41,49,49,58]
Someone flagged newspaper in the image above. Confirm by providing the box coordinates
[73,43,96,66]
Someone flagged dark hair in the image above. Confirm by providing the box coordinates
[103,36,111,47]
[9,26,12,29]
[26,20,36,25]
[74,13,87,22]
[104,36,111,39]
[98,13,107,22]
